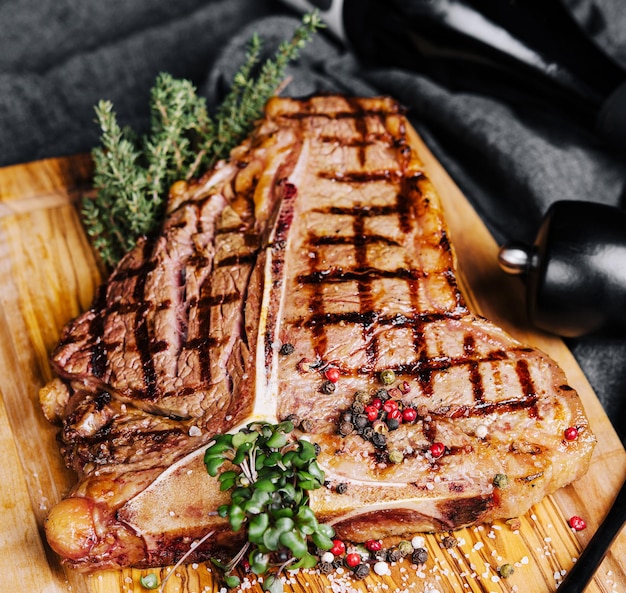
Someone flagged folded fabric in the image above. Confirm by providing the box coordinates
[1,0,624,441]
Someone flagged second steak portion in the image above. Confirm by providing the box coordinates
[42,95,595,572]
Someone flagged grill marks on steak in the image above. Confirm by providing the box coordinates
[41,95,595,572]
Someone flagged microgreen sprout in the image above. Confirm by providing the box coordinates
[204,421,334,591]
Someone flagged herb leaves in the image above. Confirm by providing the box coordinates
[82,12,322,269]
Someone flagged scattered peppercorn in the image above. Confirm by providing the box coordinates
[365,405,379,422]
[402,407,417,423]
[383,399,398,414]
[441,535,457,549]
[399,381,411,394]
[354,390,370,404]
[376,388,390,401]
[493,473,510,489]
[330,539,346,556]
[318,561,333,575]
[339,421,354,436]
[372,419,388,434]
[380,369,396,385]
[336,482,348,494]
[279,343,295,355]
[386,418,400,431]
[313,442,321,455]
[411,547,428,565]
[397,540,413,556]
[353,563,370,580]
[345,553,361,568]
[498,563,515,578]
[372,433,387,448]
[371,398,382,409]
[564,426,579,441]
[365,539,382,552]
[332,558,344,569]
[297,358,314,373]
[568,515,587,531]
[300,418,313,432]
[388,449,404,464]
[387,387,401,398]
[429,442,445,459]
[351,401,365,415]
[139,574,159,589]
[325,367,340,383]
[354,414,369,429]
[320,380,336,394]
[285,413,300,425]
[506,517,521,531]
[387,547,403,563]
[362,427,374,440]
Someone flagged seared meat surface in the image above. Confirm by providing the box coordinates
[41,95,595,571]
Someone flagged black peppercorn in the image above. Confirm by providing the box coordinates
[320,380,336,394]
[279,343,295,355]
[387,547,403,563]
[285,413,300,426]
[341,411,353,423]
[332,558,344,569]
[318,561,334,575]
[351,401,365,415]
[362,427,374,440]
[313,442,321,455]
[339,421,354,436]
[371,432,387,448]
[376,388,390,401]
[441,536,457,549]
[386,418,400,431]
[411,547,428,565]
[353,414,369,429]
[353,563,370,580]
[336,482,348,494]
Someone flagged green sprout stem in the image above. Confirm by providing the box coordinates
[204,421,334,592]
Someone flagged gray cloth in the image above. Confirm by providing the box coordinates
[1,0,625,441]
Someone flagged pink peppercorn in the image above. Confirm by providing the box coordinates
[365,539,382,552]
[568,516,587,531]
[430,442,445,459]
[364,405,379,422]
[330,539,346,556]
[325,367,340,383]
[564,426,579,441]
[345,553,361,568]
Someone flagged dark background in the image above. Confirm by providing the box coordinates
[1,0,625,442]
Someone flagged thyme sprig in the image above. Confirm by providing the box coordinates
[82,11,323,269]
[204,421,334,592]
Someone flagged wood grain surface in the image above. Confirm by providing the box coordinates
[0,141,624,593]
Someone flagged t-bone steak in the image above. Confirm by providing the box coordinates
[40,95,596,572]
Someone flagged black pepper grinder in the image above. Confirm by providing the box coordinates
[498,200,626,337]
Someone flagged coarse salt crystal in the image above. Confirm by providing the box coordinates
[475,425,488,438]
[189,426,202,437]
[374,561,390,576]
[411,536,425,549]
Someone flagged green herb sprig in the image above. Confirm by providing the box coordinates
[204,421,334,592]
[83,12,323,269]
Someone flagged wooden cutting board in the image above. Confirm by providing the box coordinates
[1,139,624,593]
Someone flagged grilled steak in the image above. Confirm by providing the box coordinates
[41,95,595,572]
